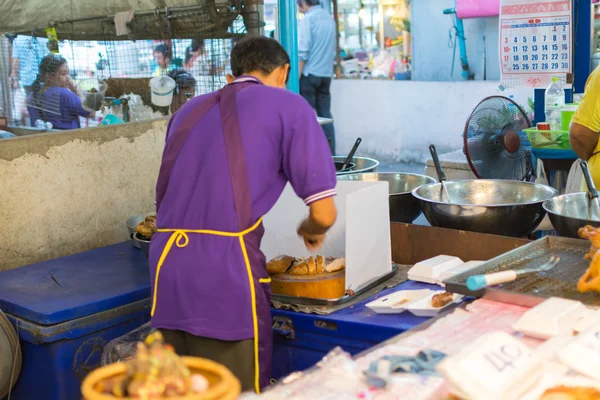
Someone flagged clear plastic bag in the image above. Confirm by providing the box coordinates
[100,322,155,366]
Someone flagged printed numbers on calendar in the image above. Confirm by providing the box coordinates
[551,63,559,70]
[532,54,539,61]
[514,37,518,43]
[513,46,519,52]
[542,54,548,61]
[522,64,529,70]
[532,36,537,42]
[552,44,559,51]
[513,55,520,62]
[522,55,529,61]
[513,64,520,71]
[542,63,549,70]
[561,62,568,69]
[532,63,539,70]
[542,44,549,51]
[522,45,528,52]
[551,53,559,60]
[561,53,568,60]
[532,45,538,51]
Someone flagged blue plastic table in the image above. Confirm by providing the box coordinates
[271,280,437,379]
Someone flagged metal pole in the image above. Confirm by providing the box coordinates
[278,0,300,93]
[573,0,592,93]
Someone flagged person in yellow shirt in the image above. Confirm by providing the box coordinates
[571,67,600,188]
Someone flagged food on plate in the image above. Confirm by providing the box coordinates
[577,226,600,293]
[431,292,454,308]
[94,331,209,398]
[392,299,410,307]
[266,255,295,274]
[267,255,345,276]
[88,87,98,93]
[540,385,600,400]
[136,215,157,241]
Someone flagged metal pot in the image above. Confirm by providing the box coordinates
[333,156,379,176]
[543,192,600,238]
[412,179,558,237]
[338,172,435,223]
[132,232,151,258]
[126,215,145,249]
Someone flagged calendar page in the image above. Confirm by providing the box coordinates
[500,0,572,89]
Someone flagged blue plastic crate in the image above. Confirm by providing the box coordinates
[0,242,151,400]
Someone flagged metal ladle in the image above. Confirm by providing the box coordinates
[429,144,452,203]
[581,160,600,220]
[340,137,362,171]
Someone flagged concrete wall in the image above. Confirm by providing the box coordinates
[0,119,167,271]
[412,0,499,81]
[330,79,533,161]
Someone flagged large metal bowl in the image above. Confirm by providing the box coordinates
[412,180,558,237]
[338,172,436,222]
[543,192,600,238]
[132,232,151,258]
[333,156,379,176]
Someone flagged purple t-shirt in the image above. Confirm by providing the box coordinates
[150,78,337,340]
[27,86,90,130]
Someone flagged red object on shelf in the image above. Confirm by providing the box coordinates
[537,123,551,130]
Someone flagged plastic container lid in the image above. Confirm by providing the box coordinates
[513,297,589,339]
[0,242,150,326]
[407,255,464,284]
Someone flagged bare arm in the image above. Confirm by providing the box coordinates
[570,122,599,161]
[297,197,337,251]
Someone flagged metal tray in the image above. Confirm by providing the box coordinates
[271,264,399,307]
[445,236,600,307]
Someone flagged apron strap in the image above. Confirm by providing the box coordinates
[219,83,255,229]
[156,93,221,211]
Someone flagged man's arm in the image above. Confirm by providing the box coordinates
[297,197,337,250]
[570,122,599,161]
[298,16,311,78]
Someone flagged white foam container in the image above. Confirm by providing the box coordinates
[558,327,600,381]
[513,297,589,339]
[407,255,464,284]
[365,289,434,314]
[404,291,464,317]
[437,260,485,286]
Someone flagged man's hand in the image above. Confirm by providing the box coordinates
[297,219,326,252]
[297,197,337,251]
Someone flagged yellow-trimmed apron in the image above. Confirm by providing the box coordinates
[152,77,272,393]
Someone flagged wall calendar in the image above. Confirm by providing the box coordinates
[500,0,571,89]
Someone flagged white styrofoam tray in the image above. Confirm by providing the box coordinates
[365,289,435,314]
[513,297,590,340]
[404,291,464,317]
[407,255,464,285]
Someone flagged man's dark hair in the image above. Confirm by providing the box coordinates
[154,44,172,59]
[297,0,321,6]
[230,36,290,78]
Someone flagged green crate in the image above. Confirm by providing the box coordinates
[524,128,572,150]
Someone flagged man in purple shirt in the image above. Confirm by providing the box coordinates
[150,36,337,393]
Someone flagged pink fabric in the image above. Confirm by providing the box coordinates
[456,0,500,19]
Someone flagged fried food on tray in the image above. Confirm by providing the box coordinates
[431,292,454,308]
[266,255,295,275]
[578,226,600,293]
[540,385,600,400]
[267,255,345,276]
[136,215,157,241]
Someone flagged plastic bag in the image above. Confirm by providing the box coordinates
[101,322,155,366]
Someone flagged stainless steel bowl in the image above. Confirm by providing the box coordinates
[338,172,436,222]
[543,192,600,238]
[333,156,379,176]
[126,215,145,249]
[412,179,558,237]
[132,232,151,258]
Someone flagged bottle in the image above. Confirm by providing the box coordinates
[544,77,565,130]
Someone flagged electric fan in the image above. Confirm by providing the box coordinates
[463,96,533,181]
